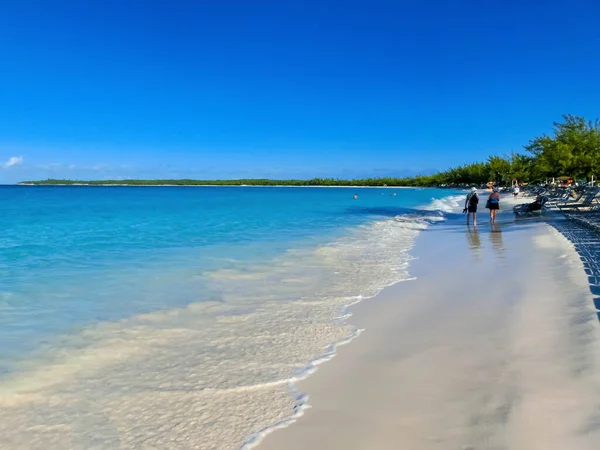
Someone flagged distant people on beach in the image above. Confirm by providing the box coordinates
[487,188,500,222]
[513,183,520,198]
[464,187,479,226]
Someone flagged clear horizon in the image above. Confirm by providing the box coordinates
[1,0,599,183]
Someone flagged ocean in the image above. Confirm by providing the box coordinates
[0,185,462,449]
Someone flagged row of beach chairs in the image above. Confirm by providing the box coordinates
[557,188,600,231]
[554,188,600,212]
[513,186,600,217]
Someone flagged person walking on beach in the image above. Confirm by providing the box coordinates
[464,187,479,226]
[513,183,520,198]
[487,187,500,222]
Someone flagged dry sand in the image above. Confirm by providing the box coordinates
[258,202,600,450]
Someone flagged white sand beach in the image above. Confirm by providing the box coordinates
[259,197,600,450]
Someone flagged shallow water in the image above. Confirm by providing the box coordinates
[0,185,461,449]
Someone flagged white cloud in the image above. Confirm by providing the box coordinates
[2,156,23,168]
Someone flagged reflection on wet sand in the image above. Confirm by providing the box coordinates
[466,226,481,257]
[490,222,504,253]
[465,222,505,259]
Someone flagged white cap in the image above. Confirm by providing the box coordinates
[471,187,477,192]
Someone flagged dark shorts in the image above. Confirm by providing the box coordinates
[468,205,477,213]
[489,203,499,210]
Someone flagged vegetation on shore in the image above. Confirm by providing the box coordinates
[20,115,600,187]
[20,178,414,187]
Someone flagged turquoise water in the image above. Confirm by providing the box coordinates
[0,186,453,367]
[0,185,461,449]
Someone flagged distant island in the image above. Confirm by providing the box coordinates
[18,178,439,187]
[18,116,600,188]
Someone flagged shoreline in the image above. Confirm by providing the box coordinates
[257,198,600,449]
[240,193,510,448]
[240,194,464,448]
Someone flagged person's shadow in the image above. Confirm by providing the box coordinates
[551,220,600,323]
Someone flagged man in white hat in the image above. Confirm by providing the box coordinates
[464,187,479,226]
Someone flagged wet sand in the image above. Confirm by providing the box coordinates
[258,206,600,449]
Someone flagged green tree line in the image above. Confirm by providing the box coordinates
[20,115,600,187]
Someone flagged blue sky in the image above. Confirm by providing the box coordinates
[1,0,599,182]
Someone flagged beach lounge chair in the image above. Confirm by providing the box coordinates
[513,196,548,217]
[522,187,544,198]
[545,189,578,209]
[556,189,600,212]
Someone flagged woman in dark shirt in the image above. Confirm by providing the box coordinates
[464,187,479,226]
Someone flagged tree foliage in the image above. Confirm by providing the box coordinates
[524,114,600,180]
